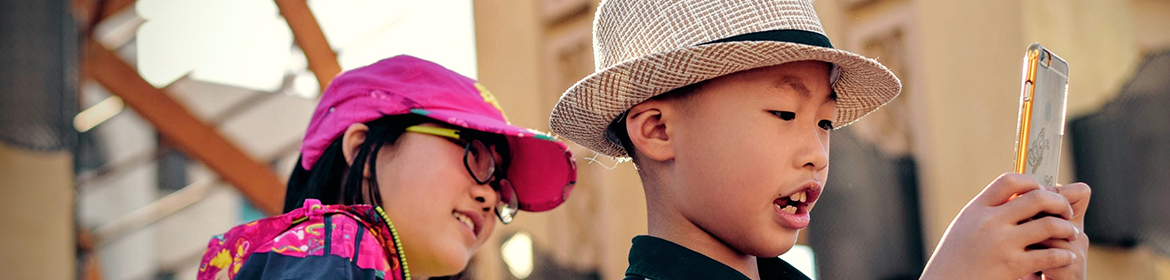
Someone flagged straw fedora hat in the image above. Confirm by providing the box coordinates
[549,0,902,157]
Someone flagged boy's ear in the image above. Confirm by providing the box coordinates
[341,123,370,167]
[626,100,675,162]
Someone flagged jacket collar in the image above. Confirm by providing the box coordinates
[625,235,810,280]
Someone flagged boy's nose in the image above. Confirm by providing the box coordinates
[794,127,830,172]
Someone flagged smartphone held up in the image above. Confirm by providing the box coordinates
[1014,43,1070,188]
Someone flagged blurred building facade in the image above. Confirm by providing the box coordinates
[1,0,1169,279]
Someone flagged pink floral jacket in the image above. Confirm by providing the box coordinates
[198,199,410,280]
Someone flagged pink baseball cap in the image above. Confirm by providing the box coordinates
[299,55,576,212]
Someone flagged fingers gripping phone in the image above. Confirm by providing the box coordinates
[1015,43,1069,188]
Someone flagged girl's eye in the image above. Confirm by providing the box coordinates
[771,111,796,121]
[818,120,835,131]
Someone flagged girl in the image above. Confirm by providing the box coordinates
[197,55,577,280]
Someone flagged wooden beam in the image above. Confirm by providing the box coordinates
[99,0,136,22]
[72,0,137,27]
[93,177,220,246]
[71,0,100,30]
[77,229,103,280]
[275,0,341,91]
[83,40,285,215]
[76,0,342,90]
[82,255,103,280]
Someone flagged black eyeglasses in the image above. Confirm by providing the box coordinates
[406,125,518,224]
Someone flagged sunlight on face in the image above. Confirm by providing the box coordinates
[670,61,836,258]
[371,123,503,278]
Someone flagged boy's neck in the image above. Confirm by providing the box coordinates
[645,193,761,280]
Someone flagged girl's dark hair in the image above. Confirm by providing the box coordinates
[284,114,428,212]
[283,114,510,213]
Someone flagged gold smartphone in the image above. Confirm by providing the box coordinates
[1014,43,1070,188]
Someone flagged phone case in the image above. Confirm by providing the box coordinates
[1014,43,1070,187]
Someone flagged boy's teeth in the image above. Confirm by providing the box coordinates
[781,205,798,214]
[788,191,806,204]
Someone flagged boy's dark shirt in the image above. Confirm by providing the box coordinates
[624,235,811,280]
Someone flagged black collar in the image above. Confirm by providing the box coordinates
[624,235,810,280]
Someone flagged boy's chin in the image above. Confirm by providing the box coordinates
[733,231,800,258]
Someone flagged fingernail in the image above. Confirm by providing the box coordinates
[1069,251,1078,260]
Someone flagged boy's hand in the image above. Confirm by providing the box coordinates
[1035,183,1091,280]
[921,173,1081,280]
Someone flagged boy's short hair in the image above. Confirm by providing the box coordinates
[606,82,706,164]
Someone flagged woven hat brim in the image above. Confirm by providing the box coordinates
[550,41,902,157]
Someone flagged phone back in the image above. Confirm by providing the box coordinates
[1015,43,1070,187]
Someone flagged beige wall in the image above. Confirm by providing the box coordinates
[911,0,1036,248]
[1088,246,1170,280]
[0,142,75,280]
[475,1,647,279]
[1021,0,1141,116]
[474,2,541,279]
[1131,0,1170,53]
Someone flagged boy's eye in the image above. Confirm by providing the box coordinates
[771,111,796,121]
[818,120,835,131]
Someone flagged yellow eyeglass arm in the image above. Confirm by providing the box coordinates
[405,125,462,140]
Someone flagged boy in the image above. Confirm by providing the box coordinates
[549,0,1090,279]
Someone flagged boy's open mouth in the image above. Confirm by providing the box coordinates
[775,191,807,215]
[773,182,823,215]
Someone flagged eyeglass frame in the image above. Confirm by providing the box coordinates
[404,125,518,224]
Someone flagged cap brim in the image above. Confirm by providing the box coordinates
[550,41,902,157]
[413,108,577,212]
